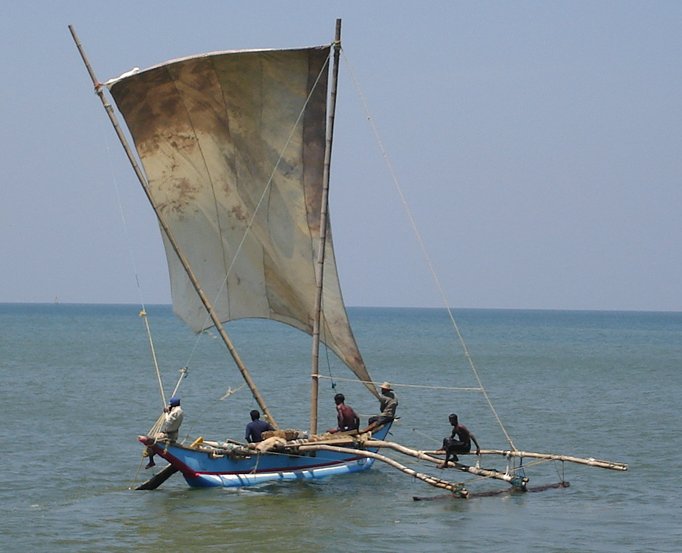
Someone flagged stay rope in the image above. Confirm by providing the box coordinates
[102,128,167,409]
[341,50,517,451]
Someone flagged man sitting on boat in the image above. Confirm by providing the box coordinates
[363,382,398,432]
[438,413,480,468]
[145,396,184,469]
[245,409,274,443]
[328,393,360,434]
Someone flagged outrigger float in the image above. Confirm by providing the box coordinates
[70,20,627,497]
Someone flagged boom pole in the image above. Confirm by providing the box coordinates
[68,25,278,428]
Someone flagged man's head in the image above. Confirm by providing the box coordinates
[250,409,260,421]
[449,413,458,425]
[169,396,181,407]
[334,393,345,405]
[380,382,392,395]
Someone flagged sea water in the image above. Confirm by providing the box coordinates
[0,304,680,552]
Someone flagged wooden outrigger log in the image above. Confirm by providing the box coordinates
[296,442,469,497]
[413,481,571,502]
[296,436,627,495]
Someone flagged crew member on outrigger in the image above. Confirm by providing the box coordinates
[438,413,480,468]
[363,381,398,432]
[145,396,184,469]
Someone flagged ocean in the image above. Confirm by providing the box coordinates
[1,303,680,552]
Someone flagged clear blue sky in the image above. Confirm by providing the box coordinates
[1,1,680,311]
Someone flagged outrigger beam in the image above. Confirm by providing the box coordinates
[294,437,625,490]
[366,440,529,489]
[297,443,469,497]
[424,449,629,472]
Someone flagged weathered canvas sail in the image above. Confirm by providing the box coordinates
[107,46,372,385]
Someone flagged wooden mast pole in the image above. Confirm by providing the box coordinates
[310,19,342,436]
[68,25,278,428]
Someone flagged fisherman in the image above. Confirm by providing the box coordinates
[145,396,184,469]
[328,393,360,434]
[438,413,480,468]
[245,409,274,443]
[363,381,398,432]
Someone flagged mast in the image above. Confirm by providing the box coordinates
[68,25,278,428]
[310,19,342,436]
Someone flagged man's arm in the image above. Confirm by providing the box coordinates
[470,432,480,455]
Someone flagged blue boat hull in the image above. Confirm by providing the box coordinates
[141,424,393,488]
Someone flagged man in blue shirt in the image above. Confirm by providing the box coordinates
[245,409,274,443]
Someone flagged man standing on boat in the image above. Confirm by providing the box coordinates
[328,393,360,433]
[145,396,184,469]
[438,413,480,468]
[364,382,398,432]
[245,409,274,443]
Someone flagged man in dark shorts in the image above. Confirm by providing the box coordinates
[438,413,480,468]
[328,393,360,433]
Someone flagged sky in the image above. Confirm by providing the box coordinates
[1,1,681,311]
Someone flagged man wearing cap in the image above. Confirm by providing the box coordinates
[145,396,184,469]
[364,381,398,432]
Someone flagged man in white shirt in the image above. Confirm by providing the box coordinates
[145,396,184,469]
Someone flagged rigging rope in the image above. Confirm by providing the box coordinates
[341,50,517,451]
[316,374,481,392]
[322,340,337,389]
[103,128,166,408]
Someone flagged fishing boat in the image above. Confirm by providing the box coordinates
[70,21,627,496]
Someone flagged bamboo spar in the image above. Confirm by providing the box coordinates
[365,440,528,488]
[420,448,628,471]
[310,19,342,436]
[297,443,469,496]
[68,25,278,428]
[295,438,625,491]
[475,449,629,471]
